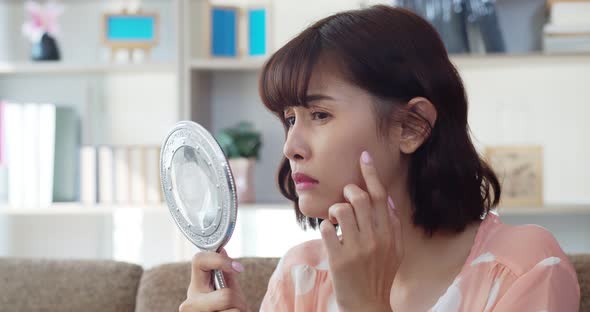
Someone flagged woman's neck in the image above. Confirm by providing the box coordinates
[386,185,482,285]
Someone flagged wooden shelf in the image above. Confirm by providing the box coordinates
[0,62,176,75]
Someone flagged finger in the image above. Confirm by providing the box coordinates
[320,219,341,257]
[219,248,245,290]
[388,198,404,257]
[190,251,243,293]
[343,183,373,232]
[200,288,243,311]
[328,203,360,245]
[360,151,389,227]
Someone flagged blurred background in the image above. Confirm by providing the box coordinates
[0,0,588,269]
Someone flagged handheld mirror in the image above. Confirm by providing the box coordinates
[160,121,238,289]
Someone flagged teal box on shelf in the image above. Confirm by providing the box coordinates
[248,8,266,56]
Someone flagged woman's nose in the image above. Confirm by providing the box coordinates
[283,125,310,161]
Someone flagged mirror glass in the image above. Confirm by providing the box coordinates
[170,145,219,231]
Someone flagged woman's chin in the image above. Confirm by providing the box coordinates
[297,195,331,220]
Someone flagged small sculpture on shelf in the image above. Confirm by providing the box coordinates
[216,121,262,204]
[22,0,64,61]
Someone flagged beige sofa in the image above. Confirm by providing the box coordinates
[0,255,588,312]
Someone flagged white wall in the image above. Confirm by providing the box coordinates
[460,56,590,204]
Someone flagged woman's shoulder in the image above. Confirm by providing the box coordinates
[276,239,329,273]
[472,212,574,276]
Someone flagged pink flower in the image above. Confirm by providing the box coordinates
[22,0,64,42]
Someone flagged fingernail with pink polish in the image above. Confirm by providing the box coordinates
[387,196,395,210]
[232,261,245,273]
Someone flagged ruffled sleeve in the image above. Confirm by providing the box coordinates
[490,256,580,311]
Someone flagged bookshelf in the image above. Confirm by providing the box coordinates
[1,0,590,266]
[2,203,590,216]
[0,62,176,75]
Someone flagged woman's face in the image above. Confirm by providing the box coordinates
[283,64,404,220]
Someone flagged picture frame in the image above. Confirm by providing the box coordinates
[208,5,241,58]
[484,145,544,208]
[102,10,160,59]
[246,6,269,56]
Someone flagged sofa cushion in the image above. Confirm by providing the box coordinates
[135,257,279,312]
[0,258,142,312]
[570,254,589,311]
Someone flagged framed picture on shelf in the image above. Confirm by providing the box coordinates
[102,10,160,60]
[484,145,544,208]
[205,2,271,58]
[209,5,240,57]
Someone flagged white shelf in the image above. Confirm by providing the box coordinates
[1,202,589,216]
[0,62,176,75]
[495,205,590,216]
[0,203,168,215]
[0,202,291,215]
[187,53,590,72]
[190,58,267,71]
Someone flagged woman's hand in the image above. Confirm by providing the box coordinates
[320,151,404,312]
[179,248,250,312]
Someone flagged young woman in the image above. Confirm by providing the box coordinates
[180,5,580,312]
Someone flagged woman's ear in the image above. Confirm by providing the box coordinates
[399,97,437,154]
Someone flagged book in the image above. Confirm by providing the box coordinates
[4,102,24,207]
[0,101,6,203]
[113,147,130,203]
[80,146,98,204]
[98,145,115,204]
[0,101,4,165]
[129,146,146,203]
[22,103,40,208]
[550,2,590,25]
[52,106,80,202]
[543,34,590,52]
[38,103,56,207]
[145,145,162,203]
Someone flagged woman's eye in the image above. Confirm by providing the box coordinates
[285,116,295,127]
[312,112,330,120]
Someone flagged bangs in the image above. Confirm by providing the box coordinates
[259,28,322,119]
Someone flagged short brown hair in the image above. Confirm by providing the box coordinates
[259,5,501,236]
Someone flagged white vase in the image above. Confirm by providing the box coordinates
[228,157,256,203]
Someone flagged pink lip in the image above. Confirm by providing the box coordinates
[292,172,319,191]
[295,181,318,191]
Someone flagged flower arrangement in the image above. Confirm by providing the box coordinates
[21,0,64,43]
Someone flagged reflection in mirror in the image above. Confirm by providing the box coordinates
[170,146,219,230]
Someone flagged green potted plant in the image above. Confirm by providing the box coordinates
[216,121,262,203]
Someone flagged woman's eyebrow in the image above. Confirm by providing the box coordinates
[305,94,335,103]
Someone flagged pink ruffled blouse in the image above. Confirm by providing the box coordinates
[260,211,580,311]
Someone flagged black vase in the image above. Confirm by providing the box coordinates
[31,32,61,61]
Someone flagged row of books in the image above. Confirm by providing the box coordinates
[543,0,590,53]
[0,101,163,208]
[79,145,163,204]
[0,101,79,207]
